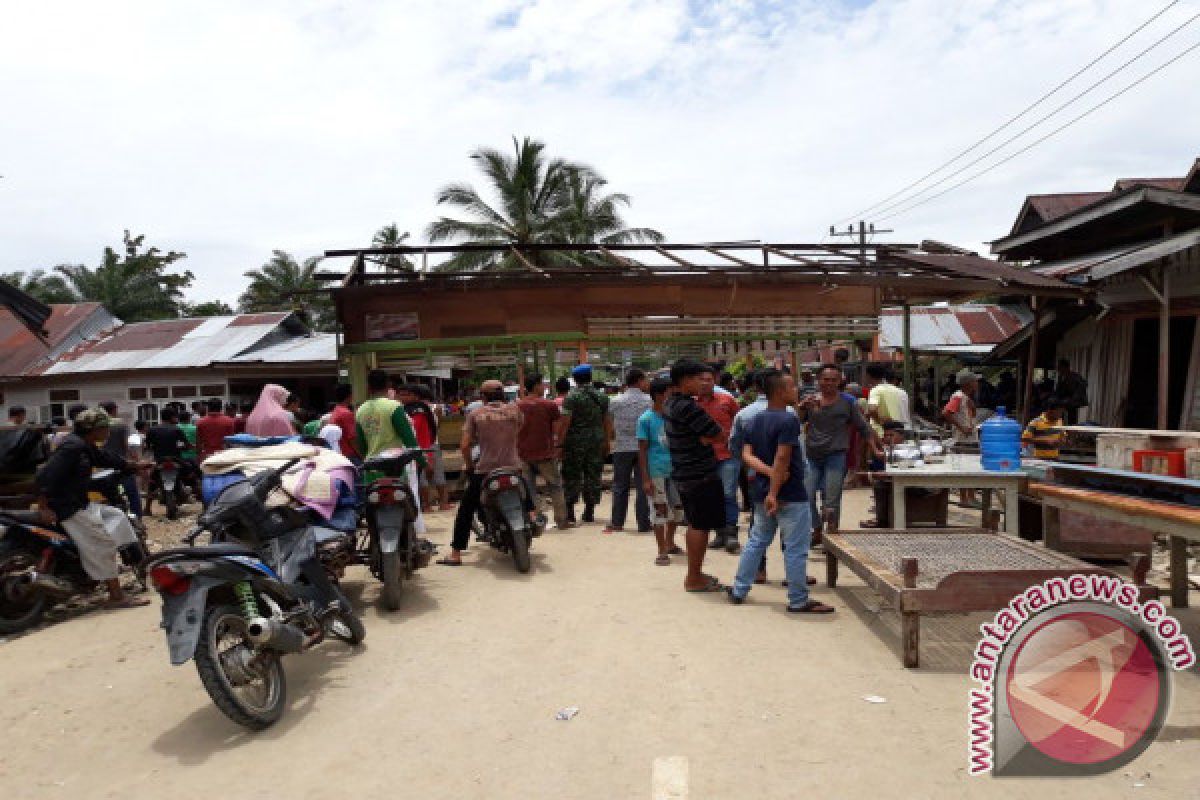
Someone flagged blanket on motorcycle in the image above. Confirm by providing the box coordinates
[202,444,358,522]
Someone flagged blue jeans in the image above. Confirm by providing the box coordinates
[805,451,847,533]
[610,451,651,530]
[716,457,742,529]
[733,502,813,607]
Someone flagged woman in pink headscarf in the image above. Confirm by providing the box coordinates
[244,384,296,438]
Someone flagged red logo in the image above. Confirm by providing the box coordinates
[1004,611,1162,766]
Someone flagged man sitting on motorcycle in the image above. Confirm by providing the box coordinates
[147,408,199,488]
[442,380,537,567]
[34,409,149,609]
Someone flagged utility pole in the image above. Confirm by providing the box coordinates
[827,221,909,394]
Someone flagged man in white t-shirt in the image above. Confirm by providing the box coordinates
[864,365,912,434]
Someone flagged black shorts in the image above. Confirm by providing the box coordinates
[674,473,726,531]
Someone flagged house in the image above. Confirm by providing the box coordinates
[1,309,339,423]
[989,157,1200,430]
[0,303,121,411]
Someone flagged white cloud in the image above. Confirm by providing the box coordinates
[0,0,1197,303]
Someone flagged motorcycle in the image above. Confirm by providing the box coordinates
[145,458,364,730]
[147,457,189,520]
[359,450,435,610]
[0,472,151,634]
[476,467,543,573]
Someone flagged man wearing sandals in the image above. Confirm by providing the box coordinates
[638,377,685,565]
[34,409,150,610]
[727,371,834,614]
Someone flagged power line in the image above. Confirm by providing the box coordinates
[835,1,1183,224]
[865,9,1199,219]
[875,38,1200,223]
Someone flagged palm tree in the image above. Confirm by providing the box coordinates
[0,269,75,305]
[557,168,664,266]
[238,250,333,331]
[52,231,191,322]
[371,224,415,272]
[426,136,592,271]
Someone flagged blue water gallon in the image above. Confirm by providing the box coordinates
[980,406,1023,471]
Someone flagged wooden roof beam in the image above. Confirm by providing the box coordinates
[652,246,701,270]
[508,246,549,276]
[704,247,757,268]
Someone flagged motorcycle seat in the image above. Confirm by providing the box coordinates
[362,452,416,475]
[152,543,260,560]
[0,509,50,526]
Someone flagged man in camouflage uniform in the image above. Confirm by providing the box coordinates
[561,365,613,524]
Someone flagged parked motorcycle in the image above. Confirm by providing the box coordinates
[475,467,542,573]
[360,450,435,610]
[0,472,150,634]
[146,457,189,520]
[146,458,364,730]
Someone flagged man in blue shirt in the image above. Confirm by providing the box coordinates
[637,378,685,565]
[728,370,835,614]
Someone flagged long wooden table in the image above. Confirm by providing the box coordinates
[823,528,1130,668]
[1029,482,1200,608]
[886,456,1026,535]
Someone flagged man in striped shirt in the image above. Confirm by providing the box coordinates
[662,359,726,593]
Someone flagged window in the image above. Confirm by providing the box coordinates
[47,403,65,420]
[199,384,225,397]
[129,387,148,401]
[137,403,159,423]
[171,386,197,398]
[48,389,80,403]
[150,387,169,399]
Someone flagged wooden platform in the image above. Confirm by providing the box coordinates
[822,528,1132,668]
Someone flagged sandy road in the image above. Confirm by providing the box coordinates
[1,490,1197,799]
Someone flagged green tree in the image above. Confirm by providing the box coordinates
[182,300,235,317]
[371,224,415,272]
[238,250,333,331]
[0,269,76,305]
[425,136,661,271]
[56,231,192,321]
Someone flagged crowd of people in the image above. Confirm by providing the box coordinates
[5,350,1080,619]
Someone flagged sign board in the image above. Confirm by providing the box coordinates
[365,312,419,342]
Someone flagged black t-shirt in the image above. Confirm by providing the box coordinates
[147,424,189,461]
[662,394,721,482]
[746,409,807,503]
[34,433,126,520]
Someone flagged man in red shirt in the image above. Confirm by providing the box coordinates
[518,373,571,529]
[695,367,742,553]
[329,384,361,463]
[196,398,236,462]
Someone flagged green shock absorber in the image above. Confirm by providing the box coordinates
[234,581,258,619]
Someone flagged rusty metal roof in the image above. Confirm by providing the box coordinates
[879,304,1032,351]
[1112,177,1187,192]
[41,312,305,375]
[0,303,119,378]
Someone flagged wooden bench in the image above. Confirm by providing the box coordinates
[1029,482,1200,608]
[822,528,1138,668]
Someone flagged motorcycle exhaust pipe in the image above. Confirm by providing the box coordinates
[18,572,77,598]
[246,617,307,654]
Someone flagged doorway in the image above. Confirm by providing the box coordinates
[1124,314,1198,429]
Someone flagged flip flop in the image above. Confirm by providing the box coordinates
[787,600,835,614]
[667,546,684,555]
[436,558,463,567]
[654,554,671,566]
[686,576,724,593]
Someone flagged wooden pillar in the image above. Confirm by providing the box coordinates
[1170,536,1189,608]
[1022,298,1041,424]
[1158,266,1171,430]
[545,341,554,380]
[901,558,920,668]
[578,341,588,366]
[348,353,369,406]
[902,303,915,400]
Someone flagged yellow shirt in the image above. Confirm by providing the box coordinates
[1022,414,1064,459]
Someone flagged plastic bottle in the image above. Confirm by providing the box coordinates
[980,406,1023,471]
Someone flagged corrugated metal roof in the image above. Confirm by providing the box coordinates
[0,303,119,378]
[1026,193,1110,225]
[41,313,303,375]
[878,304,1031,350]
[220,333,337,364]
[1112,177,1186,192]
[892,252,1073,289]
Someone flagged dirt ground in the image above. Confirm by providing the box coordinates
[1,489,1197,799]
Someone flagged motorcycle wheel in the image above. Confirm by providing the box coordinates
[194,603,286,731]
[164,489,179,521]
[510,525,531,574]
[325,609,366,645]
[0,547,47,634]
[380,550,403,611]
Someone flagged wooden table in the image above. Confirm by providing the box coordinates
[1029,482,1200,608]
[823,528,1127,668]
[886,456,1026,535]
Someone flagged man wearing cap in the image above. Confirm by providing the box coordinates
[943,368,981,506]
[443,380,531,565]
[560,365,613,524]
[34,409,149,609]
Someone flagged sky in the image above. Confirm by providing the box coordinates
[1,0,1198,306]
